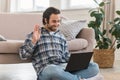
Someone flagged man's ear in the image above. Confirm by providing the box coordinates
[45,18,48,24]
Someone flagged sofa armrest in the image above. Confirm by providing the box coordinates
[0,53,31,64]
[0,40,31,64]
[76,28,95,52]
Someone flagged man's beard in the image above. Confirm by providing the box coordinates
[47,26,57,31]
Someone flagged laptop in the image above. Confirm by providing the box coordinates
[65,52,93,72]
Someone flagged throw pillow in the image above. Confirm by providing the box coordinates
[0,35,6,41]
[59,20,86,41]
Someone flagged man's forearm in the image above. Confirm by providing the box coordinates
[19,40,35,60]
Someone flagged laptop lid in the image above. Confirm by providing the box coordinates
[65,52,93,72]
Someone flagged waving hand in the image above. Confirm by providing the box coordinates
[32,24,41,44]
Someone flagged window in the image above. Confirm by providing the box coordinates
[11,0,49,12]
[10,0,102,13]
[18,0,33,10]
[69,0,102,9]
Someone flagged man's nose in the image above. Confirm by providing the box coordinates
[55,22,60,26]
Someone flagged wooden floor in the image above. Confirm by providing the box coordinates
[100,60,120,80]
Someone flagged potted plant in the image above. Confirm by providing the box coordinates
[88,0,120,68]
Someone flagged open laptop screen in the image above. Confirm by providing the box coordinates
[65,52,93,72]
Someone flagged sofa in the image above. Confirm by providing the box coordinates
[0,13,95,64]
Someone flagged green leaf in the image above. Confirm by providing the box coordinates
[94,28,100,41]
[103,30,106,35]
[95,35,100,41]
[94,13,104,27]
[99,2,105,7]
[107,38,112,44]
[114,18,120,22]
[117,43,120,49]
[96,40,102,49]
[109,26,114,33]
[103,42,109,49]
[111,24,120,38]
[116,11,120,15]
[100,8,105,14]
[90,11,98,17]
[88,21,95,28]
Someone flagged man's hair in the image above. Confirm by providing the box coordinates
[42,7,60,25]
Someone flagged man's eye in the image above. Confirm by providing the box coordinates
[53,20,60,23]
[53,21,56,23]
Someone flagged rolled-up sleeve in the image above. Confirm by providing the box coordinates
[19,33,35,60]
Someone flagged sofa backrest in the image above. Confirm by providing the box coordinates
[0,13,42,40]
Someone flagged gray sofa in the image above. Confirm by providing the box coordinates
[0,13,95,64]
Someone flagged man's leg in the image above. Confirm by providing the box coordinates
[72,62,99,79]
[38,64,80,80]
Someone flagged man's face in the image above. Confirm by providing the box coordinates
[46,14,61,31]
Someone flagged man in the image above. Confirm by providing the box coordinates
[19,7,102,80]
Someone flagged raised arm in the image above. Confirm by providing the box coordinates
[19,24,41,60]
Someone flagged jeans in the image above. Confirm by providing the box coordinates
[38,62,99,80]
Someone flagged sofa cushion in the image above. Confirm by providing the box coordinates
[0,40,24,53]
[67,39,88,51]
[59,20,86,41]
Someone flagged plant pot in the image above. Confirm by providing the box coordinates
[93,49,115,68]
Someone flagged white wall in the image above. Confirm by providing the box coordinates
[115,0,120,11]
[62,9,90,19]
[61,9,90,27]
[0,13,42,40]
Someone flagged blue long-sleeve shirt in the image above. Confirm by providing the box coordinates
[19,27,70,75]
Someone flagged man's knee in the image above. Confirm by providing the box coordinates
[89,62,99,74]
[42,64,63,77]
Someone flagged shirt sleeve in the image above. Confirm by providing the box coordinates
[19,33,36,60]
